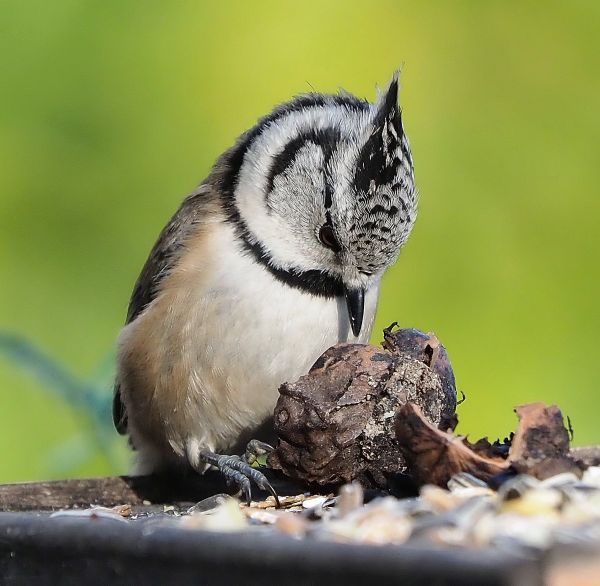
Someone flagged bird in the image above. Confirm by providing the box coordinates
[113,75,417,500]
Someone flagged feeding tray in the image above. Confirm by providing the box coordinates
[0,472,598,586]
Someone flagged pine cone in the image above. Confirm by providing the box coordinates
[268,328,457,488]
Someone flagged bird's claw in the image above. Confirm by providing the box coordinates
[199,449,279,507]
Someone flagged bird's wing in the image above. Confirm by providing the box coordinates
[113,187,216,434]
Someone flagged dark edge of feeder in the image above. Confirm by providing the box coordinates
[0,513,543,586]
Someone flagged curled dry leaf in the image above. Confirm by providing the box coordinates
[395,403,509,487]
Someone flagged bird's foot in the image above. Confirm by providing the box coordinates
[243,439,275,467]
[199,449,279,506]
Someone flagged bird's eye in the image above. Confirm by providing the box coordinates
[318,223,341,252]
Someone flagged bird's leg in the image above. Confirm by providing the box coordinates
[199,449,279,506]
[243,439,275,467]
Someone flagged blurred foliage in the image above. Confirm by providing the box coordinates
[0,333,123,474]
[0,1,599,482]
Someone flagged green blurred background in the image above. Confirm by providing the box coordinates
[1,1,598,482]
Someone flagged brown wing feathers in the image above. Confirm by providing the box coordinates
[112,191,210,434]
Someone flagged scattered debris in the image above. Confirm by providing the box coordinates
[31,463,600,554]
[186,494,232,514]
[49,506,130,523]
[170,466,600,551]
[337,482,364,516]
[572,446,600,468]
[112,503,132,517]
[240,494,309,510]
[180,498,247,532]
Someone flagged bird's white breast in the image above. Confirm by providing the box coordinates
[178,221,379,453]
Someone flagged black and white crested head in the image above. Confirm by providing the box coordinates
[217,76,416,332]
[345,77,415,278]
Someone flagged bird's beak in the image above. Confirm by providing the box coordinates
[344,286,365,338]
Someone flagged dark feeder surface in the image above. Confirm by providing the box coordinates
[0,509,543,586]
